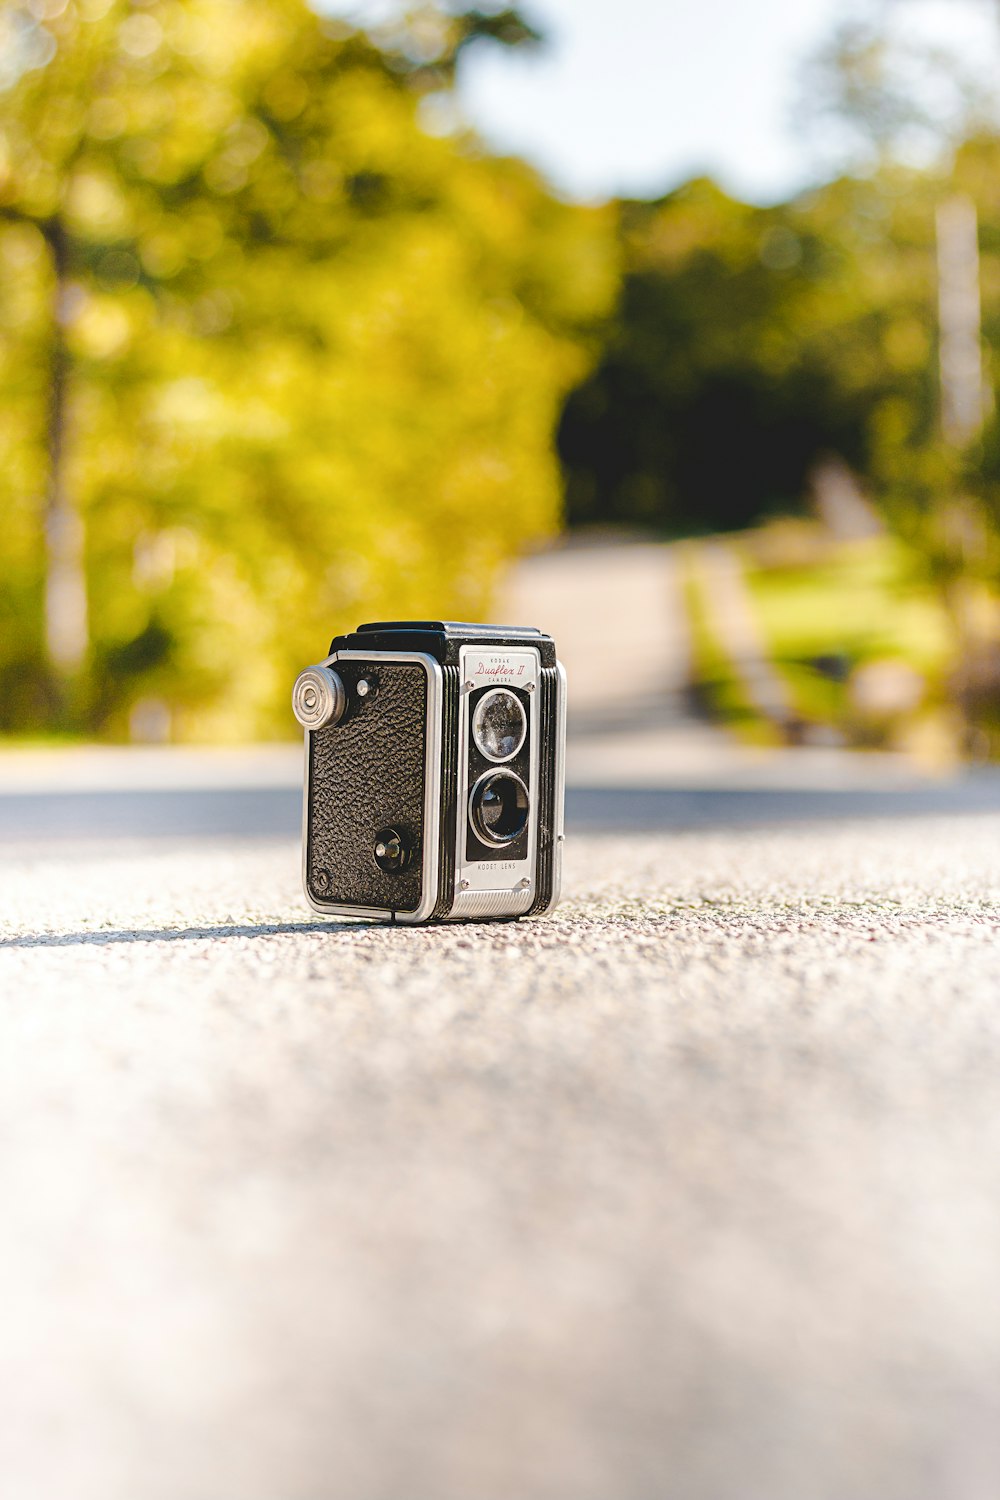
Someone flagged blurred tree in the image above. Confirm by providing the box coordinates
[0,0,614,739]
[797,15,996,173]
[557,7,1000,555]
[368,2,543,87]
[795,14,1000,612]
[558,180,868,534]
[793,5,1000,744]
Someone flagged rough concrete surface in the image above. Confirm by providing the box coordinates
[3,757,1000,1500]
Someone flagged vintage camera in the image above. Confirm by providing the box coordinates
[292,621,566,923]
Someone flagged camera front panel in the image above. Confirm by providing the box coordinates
[449,644,542,920]
[303,651,442,921]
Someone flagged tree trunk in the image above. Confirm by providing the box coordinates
[40,216,87,702]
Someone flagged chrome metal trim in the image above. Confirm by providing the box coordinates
[467,768,530,847]
[452,888,534,920]
[471,687,527,763]
[301,649,443,924]
[449,644,540,921]
[536,658,567,915]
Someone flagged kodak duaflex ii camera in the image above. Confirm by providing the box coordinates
[292,621,567,923]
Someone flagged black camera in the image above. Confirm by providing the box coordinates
[292,621,567,923]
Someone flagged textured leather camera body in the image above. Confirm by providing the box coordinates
[293,622,566,924]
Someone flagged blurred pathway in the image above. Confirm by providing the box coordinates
[496,535,781,782]
[696,540,795,728]
[496,538,696,732]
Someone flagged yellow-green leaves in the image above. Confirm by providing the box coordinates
[0,0,615,739]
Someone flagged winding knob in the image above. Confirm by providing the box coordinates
[292,665,347,730]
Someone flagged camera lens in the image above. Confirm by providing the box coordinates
[472,688,527,762]
[469,770,530,846]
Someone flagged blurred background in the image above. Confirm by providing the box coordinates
[4,0,1000,761]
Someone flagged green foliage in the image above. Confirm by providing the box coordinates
[554,0,1000,559]
[557,141,1000,550]
[357,3,543,90]
[743,533,950,673]
[7,0,1000,743]
[559,179,871,534]
[0,0,615,739]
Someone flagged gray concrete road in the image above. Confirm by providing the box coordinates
[3,750,1000,1500]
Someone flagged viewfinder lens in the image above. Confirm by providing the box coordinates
[472,689,527,763]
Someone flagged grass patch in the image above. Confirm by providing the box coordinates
[736,529,955,737]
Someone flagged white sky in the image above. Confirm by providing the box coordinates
[329,0,1000,204]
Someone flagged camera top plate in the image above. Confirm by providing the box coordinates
[328,621,558,668]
